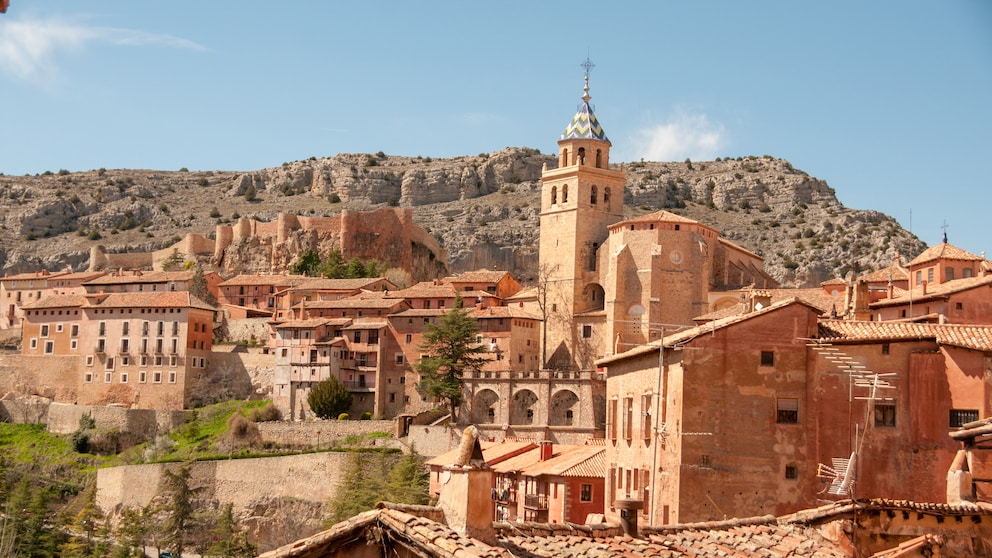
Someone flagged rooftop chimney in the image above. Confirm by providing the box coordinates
[539,441,553,461]
[436,425,495,544]
[615,498,644,537]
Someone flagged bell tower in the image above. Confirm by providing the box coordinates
[539,59,625,370]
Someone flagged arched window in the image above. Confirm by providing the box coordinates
[604,187,611,210]
[577,147,586,165]
[562,184,568,203]
[551,186,557,205]
[590,185,597,205]
[561,149,568,167]
[595,149,602,168]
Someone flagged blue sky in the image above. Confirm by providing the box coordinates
[1,1,989,257]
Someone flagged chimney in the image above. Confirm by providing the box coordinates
[539,441,553,461]
[615,498,644,537]
[436,426,495,544]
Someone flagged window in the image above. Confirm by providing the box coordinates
[84,372,92,383]
[963,268,974,278]
[946,268,955,281]
[70,339,78,350]
[950,409,979,428]
[608,399,618,441]
[121,321,129,335]
[760,351,774,367]
[168,371,177,383]
[580,484,593,502]
[353,331,362,343]
[582,324,592,338]
[172,321,179,336]
[43,341,54,354]
[56,323,64,333]
[389,393,395,402]
[562,184,568,203]
[120,372,128,384]
[956,302,963,311]
[881,343,890,355]
[139,371,147,383]
[29,338,37,350]
[785,464,798,480]
[120,338,130,353]
[399,376,405,384]
[40,324,49,338]
[590,185,597,205]
[624,397,633,440]
[70,324,79,337]
[170,355,178,367]
[396,354,405,364]
[86,355,94,366]
[641,394,652,440]
[153,372,162,383]
[525,409,534,424]
[777,398,799,424]
[551,186,557,205]
[104,372,112,383]
[916,271,922,285]
[405,334,412,344]
[121,356,130,367]
[565,409,574,426]
[874,403,896,427]
[105,357,115,371]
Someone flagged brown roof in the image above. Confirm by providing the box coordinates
[86,291,215,312]
[870,274,992,307]
[389,308,453,318]
[908,242,984,267]
[272,319,335,329]
[520,445,605,478]
[818,320,992,352]
[0,270,71,282]
[618,210,707,226]
[83,270,197,285]
[290,277,386,291]
[445,269,511,284]
[426,441,537,468]
[21,294,88,310]
[217,273,288,287]
[468,306,541,320]
[303,298,404,310]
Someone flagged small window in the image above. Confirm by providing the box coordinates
[84,372,93,383]
[399,376,406,384]
[153,371,162,383]
[956,302,963,311]
[927,268,934,283]
[104,372,112,383]
[120,372,128,384]
[105,357,115,371]
[85,355,94,366]
[946,268,955,281]
[43,341,54,354]
[777,398,799,424]
[582,324,593,338]
[405,334,412,343]
[70,324,79,337]
[139,371,147,383]
[950,409,979,428]
[785,464,798,480]
[396,354,405,365]
[389,393,396,402]
[881,343,890,355]
[70,339,78,350]
[760,351,775,367]
[580,483,593,502]
[40,324,49,338]
[875,403,896,427]
[29,338,38,350]
[168,371,177,384]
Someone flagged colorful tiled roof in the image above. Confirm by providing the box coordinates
[560,84,609,143]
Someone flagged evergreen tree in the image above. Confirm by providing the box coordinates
[289,250,321,277]
[307,376,353,420]
[345,258,367,278]
[158,464,200,558]
[415,296,487,414]
[206,503,256,558]
[325,452,391,525]
[318,249,346,278]
[189,267,217,307]
[114,506,152,558]
[385,446,430,506]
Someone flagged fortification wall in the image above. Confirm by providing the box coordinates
[96,452,350,516]
[257,420,396,447]
[47,402,188,436]
[0,353,80,403]
[89,248,154,272]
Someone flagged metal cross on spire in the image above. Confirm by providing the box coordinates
[941,220,949,244]
[580,56,595,102]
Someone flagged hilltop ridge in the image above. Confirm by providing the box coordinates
[0,148,925,286]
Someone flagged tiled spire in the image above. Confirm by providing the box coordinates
[560,58,609,142]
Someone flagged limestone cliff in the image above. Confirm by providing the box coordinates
[0,149,924,286]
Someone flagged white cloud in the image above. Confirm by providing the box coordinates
[0,16,205,87]
[628,110,726,162]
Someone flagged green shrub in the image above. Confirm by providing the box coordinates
[338,413,350,421]
[361,412,372,420]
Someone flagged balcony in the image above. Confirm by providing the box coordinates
[492,488,516,504]
[523,494,548,510]
[343,380,376,391]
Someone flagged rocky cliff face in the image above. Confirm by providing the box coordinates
[0,149,924,286]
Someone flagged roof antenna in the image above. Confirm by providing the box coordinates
[941,220,949,244]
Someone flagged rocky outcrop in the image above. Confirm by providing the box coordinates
[0,150,925,286]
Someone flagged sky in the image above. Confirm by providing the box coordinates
[1,1,989,257]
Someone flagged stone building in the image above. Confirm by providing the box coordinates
[538,73,776,373]
[596,293,992,527]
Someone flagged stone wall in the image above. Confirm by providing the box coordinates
[257,420,396,447]
[46,402,188,436]
[0,352,80,403]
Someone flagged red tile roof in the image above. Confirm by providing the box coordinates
[217,273,288,287]
[468,306,541,320]
[520,445,605,478]
[21,294,88,310]
[83,270,197,285]
[870,274,992,307]
[445,269,511,284]
[818,320,992,352]
[908,242,984,267]
[290,277,386,291]
[426,441,537,468]
[85,291,216,312]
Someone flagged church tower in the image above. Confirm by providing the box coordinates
[539,61,625,370]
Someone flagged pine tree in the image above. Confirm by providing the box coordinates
[384,446,430,506]
[189,267,217,307]
[325,452,391,524]
[415,296,487,414]
[307,376,353,419]
[206,503,256,558]
[114,506,152,558]
[158,464,200,558]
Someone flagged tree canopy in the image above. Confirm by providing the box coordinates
[415,296,487,413]
[307,376,353,420]
[289,249,385,279]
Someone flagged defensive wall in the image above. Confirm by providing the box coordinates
[46,402,188,436]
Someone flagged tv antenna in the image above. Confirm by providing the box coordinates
[808,341,897,498]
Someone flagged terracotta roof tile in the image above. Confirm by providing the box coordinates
[217,273,288,287]
[520,445,605,478]
[907,242,984,266]
[84,270,197,285]
[290,277,385,291]
[818,320,992,351]
[468,306,541,320]
[870,273,992,307]
[426,441,537,468]
[445,269,511,284]
[21,294,88,309]
[86,291,215,312]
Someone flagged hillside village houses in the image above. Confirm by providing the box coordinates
[4,66,992,543]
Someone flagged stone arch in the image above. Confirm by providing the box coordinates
[551,186,557,205]
[560,148,568,167]
[583,283,605,311]
[562,184,568,203]
[577,147,586,165]
[604,187,611,211]
[590,185,598,205]
[595,149,602,168]
[510,389,539,425]
[549,389,580,426]
[472,389,500,424]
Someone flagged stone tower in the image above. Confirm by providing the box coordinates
[539,66,625,370]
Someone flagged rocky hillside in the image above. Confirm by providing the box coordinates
[0,149,924,287]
